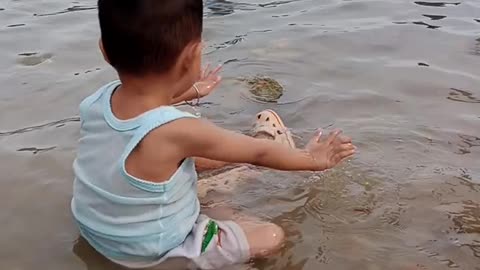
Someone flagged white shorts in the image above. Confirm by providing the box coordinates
[111,215,250,270]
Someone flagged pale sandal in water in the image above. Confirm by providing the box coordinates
[251,109,296,149]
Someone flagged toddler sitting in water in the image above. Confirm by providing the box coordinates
[71,0,356,269]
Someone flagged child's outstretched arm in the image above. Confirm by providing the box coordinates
[194,157,229,172]
[164,118,356,172]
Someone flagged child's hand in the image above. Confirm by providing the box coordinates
[305,130,356,170]
[172,65,222,105]
[195,64,222,98]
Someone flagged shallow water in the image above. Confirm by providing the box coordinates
[1,0,479,269]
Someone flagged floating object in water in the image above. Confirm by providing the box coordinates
[240,76,284,103]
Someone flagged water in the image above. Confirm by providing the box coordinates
[0,0,479,269]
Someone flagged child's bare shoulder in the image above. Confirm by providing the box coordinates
[125,117,203,181]
[139,117,207,160]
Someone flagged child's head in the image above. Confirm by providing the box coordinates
[98,0,203,90]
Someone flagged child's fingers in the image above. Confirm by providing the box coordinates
[307,129,322,145]
[203,63,211,78]
[209,76,221,90]
[335,149,356,162]
[337,152,355,164]
[339,143,355,152]
[338,134,352,144]
[211,64,223,76]
[314,129,323,142]
[326,129,342,144]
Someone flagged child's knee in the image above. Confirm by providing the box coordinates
[265,223,285,250]
[247,223,285,257]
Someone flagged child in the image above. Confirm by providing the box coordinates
[71,0,356,269]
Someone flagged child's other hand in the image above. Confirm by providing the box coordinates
[195,64,222,98]
[305,129,356,170]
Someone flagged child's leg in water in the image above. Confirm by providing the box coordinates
[199,110,294,258]
[203,206,285,258]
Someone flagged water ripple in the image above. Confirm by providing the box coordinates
[7,23,26,28]
[205,0,257,17]
[473,37,480,56]
[0,117,79,137]
[423,14,447,20]
[448,88,480,104]
[33,5,96,17]
[17,146,56,155]
[413,21,442,29]
[259,0,298,8]
[414,1,461,7]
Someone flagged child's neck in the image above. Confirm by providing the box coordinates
[112,74,189,120]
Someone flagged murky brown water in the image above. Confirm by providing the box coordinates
[1,0,479,269]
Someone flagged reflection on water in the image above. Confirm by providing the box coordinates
[0,0,479,269]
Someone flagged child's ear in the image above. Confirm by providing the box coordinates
[185,41,202,62]
[192,41,203,78]
[99,38,110,64]
[194,40,203,58]
[181,40,202,77]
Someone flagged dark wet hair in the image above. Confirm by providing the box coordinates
[98,0,203,75]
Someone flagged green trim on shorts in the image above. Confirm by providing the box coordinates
[201,220,219,253]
